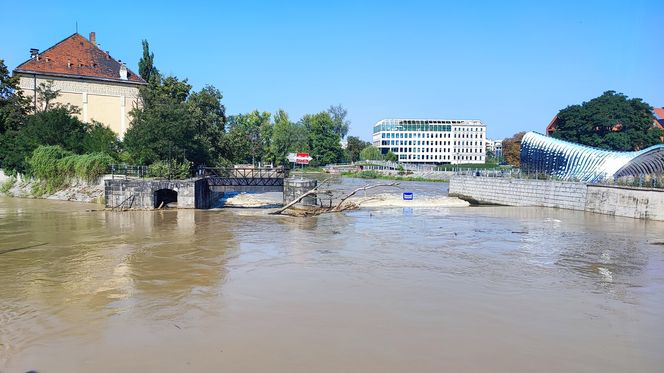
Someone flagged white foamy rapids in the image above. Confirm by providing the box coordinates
[222,192,282,208]
[349,193,469,208]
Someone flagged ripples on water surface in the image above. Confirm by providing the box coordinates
[0,185,663,372]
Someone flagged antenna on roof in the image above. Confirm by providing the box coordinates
[76,21,78,34]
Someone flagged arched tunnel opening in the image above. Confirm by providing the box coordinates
[154,189,178,208]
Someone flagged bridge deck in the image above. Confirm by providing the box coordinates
[198,167,288,188]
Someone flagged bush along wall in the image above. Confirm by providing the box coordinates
[28,145,114,195]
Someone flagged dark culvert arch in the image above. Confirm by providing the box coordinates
[154,188,178,208]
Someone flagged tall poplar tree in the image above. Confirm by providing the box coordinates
[138,39,159,83]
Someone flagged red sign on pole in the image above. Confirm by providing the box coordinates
[288,152,313,165]
[289,152,312,165]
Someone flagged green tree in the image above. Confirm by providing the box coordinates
[0,59,30,134]
[1,108,89,174]
[35,80,60,112]
[270,109,294,164]
[552,91,663,151]
[270,110,310,165]
[385,151,397,162]
[502,132,525,167]
[225,111,272,165]
[1,59,31,172]
[346,136,370,162]
[138,39,160,83]
[187,85,227,164]
[82,121,121,157]
[300,111,343,166]
[360,145,382,161]
[328,104,350,139]
[124,74,200,165]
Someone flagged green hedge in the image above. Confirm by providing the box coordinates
[28,145,114,195]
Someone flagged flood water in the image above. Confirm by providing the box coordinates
[1,179,663,373]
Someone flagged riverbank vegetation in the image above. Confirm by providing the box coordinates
[500,92,664,167]
[341,170,448,183]
[552,91,663,151]
[1,41,356,189]
[28,145,113,195]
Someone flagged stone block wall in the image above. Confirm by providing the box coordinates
[105,179,201,209]
[449,176,587,210]
[585,185,664,220]
[449,176,664,221]
[283,178,318,206]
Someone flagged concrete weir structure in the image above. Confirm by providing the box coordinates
[449,176,664,221]
[105,175,317,210]
[283,178,318,207]
[105,178,220,209]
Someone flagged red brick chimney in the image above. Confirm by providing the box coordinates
[89,32,96,46]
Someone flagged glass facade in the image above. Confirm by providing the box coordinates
[372,118,486,164]
[520,132,664,182]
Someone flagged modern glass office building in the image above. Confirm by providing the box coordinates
[372,119,486,164]
[520,132,664,182]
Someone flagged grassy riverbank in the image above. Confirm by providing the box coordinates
[341,170,448,182]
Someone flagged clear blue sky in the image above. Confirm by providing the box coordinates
[2,0,662,140]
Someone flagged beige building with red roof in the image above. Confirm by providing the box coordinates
[13,32,146,137]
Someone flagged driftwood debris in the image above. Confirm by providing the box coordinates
[331,182,398,212]
[270,181,399,216]
[269,178,332,215]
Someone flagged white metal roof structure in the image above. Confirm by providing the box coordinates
[520,132,664,182]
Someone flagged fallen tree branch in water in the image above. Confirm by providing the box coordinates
[0,242,48,256]
[270,189,333,215]
[332,182,399,212]
[270,181,399,216]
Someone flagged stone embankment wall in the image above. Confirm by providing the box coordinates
[105,178,217,209]
[449,176,664,221]
[1,169,106,203]
[585,184,664,220]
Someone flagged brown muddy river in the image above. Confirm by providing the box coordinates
[1,180,663,372]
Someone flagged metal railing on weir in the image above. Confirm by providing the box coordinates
[340,161,664,190]
[454,168,664,190]
[195,166,289,179]
[108,164,149,179]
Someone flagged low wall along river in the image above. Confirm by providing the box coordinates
[449,175,664,221]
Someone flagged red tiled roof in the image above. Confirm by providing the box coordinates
[545,115,559,135]
[14,33,146,84]
[654,108,664,120]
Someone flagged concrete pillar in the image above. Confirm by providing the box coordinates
[283,178,318,207]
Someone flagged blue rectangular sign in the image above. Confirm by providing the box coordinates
[403,192,413,200]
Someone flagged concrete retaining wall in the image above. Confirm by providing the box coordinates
[585,184,664,220]
[449,176,664,221]
[105,178,208,209]
[449,176,587,210]
[283,178,318,207]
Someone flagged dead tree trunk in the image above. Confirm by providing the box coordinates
[331,182,399,211]
[271,181,399,216]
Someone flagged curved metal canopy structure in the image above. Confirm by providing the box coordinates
[520,132,664,182]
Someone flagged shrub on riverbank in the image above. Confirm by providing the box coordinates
[28,145,114,194]
[147,159,192,179]
[0,176,16,194]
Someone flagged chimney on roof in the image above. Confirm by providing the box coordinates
[89,32,96,46]
[119,63,128,80]
[30,48,39,59]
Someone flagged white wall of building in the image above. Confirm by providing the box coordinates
[373,119,486,164]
